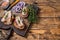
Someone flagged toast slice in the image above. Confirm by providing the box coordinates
[14,16,25,30]
[1,11,12,25]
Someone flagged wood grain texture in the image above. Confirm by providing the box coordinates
[0,0,60,40]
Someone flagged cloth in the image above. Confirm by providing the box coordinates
[11,1,25,13]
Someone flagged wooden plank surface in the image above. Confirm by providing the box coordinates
[0,0,60,40]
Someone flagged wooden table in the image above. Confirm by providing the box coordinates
[0,0,60,40]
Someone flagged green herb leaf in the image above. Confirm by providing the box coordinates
[18,19,20,23]
[27,4,38,23]
[5,14,8,19]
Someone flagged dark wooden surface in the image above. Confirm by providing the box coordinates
[0,0,60,40]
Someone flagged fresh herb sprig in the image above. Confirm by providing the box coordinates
[27,4,38,23]
[18,19,20,23]
[5,14,8,19]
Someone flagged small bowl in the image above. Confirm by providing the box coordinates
[1,2,9,10]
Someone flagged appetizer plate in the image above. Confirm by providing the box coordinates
[0,17,30,36]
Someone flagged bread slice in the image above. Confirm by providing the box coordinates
[20,6,28,18]
[1,11,12,25]
[14,16,25,30]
